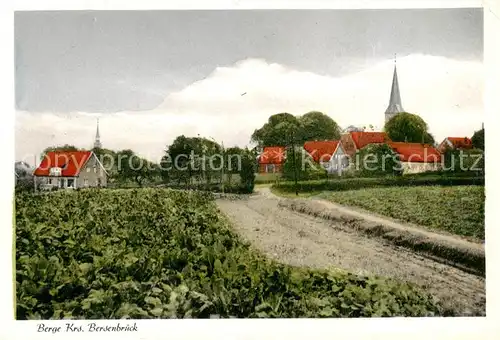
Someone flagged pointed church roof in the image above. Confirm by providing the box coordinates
[385,61,404,115]
[94,119,102,148]
[95,119,100,139]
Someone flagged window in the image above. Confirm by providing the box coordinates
[97,178,102,187]
[86,168,90,173]
[84,179,89,187]
[93,167,97,173]
[67,178,74,188]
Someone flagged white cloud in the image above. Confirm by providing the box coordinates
[16,54,483,163]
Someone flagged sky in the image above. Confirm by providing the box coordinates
[14,9,483,163]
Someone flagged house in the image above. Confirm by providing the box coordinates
[33,150,108,189]
[257,146,286,173]
[437,137,474,153]
[388,142,442,174]
[340,131,392,158]
[303,140,349,174]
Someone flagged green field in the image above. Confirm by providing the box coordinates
[15,188,442,319]
[322,186,485,240]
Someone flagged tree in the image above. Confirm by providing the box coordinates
[282,147,326,181]
[114,149,156,187]
[354,144,402,177]
[164,135,222,187]
[224,146,244,186]
[384,113,435,144]
[91,147,117,177]
[239,148,256,193]
[251,113,299,147]
[41,144,80,158]
[443,148,484,174]
[298,111,341,142]
[15,161,34,193]
[251,111,342,148]
[471,128,484,150]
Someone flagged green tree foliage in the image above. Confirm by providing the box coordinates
[224,146,244,186]
[114,149,157,187]
[91,147,117,176]
[164,135,222,186]
[354,143,403,177]
[251,113,299,147]
[41,144,80,158]
[282,147,326,181]
[443,148,484,175]
[298,111,341,142]
[239,149,256,193]
[471,128,484,150]
[384,113,435,145]
[251,111,341,147]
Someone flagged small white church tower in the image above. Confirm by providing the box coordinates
[93,118,102,149]
[385,55,405,124]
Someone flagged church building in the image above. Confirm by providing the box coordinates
[94,118,103,149]
[385,57,405,124]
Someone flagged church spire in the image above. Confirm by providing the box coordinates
[93,118,102,149]
[385,54,404,124]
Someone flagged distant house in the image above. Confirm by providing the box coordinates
[340,131,392,158]
[303,140,349,174]
[257,146,286,173]
[437,137,474,153]
[388,142,442,174]
[33,150,108,189]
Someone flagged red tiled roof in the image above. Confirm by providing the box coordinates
[303,140,341,162]
[259,147,286,165]
[388,142,442,163]
[446,137,473,149]
[350,132,391,149]
[33,151,93,177]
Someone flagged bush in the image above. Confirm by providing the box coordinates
[354,144,403,177]
[15,177,35,193]
[442,148,484,175]
[239,150,256,193]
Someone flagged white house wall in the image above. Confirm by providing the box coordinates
[402,162,441,174]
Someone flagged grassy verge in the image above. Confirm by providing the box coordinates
[270,186,322,198]
[273,175,484,194]
[278,198,485,276]
[322,186,484,241]
[16,188,443,319]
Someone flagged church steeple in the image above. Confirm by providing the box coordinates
[93,118,102,149]
[385,54,404,124]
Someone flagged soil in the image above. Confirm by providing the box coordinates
[215,187,486,316]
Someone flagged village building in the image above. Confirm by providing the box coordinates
[303,140,349,174]
[34,150,108,189]
[339,131,392,158]
[33,121,108,189]
[257,146,286,173]
[437,137,474,153]
[388,142,442,174]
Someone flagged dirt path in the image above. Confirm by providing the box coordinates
[216,188,485,316]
